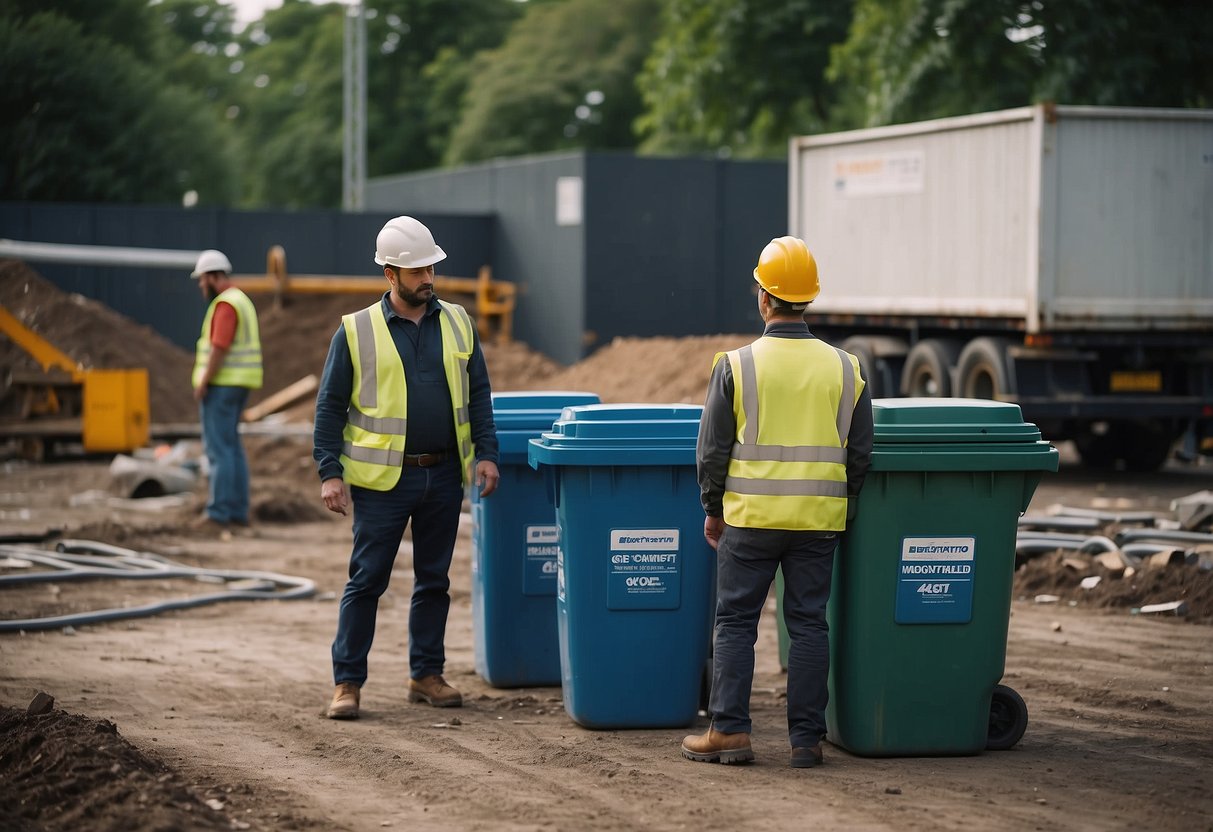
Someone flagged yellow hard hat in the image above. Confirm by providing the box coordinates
[753,236,819,303]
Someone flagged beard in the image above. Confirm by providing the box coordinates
[393,283,433,308]
[203,285,218,303]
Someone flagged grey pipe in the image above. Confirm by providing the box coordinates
[0,541,315,632]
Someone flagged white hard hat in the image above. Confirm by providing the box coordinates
[374,216,446,269]
[191,249,233,278]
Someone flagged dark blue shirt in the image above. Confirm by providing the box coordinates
[313,293,499,482]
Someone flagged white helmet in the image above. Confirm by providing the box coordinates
[374,216,446,269]
[191,249,233,278]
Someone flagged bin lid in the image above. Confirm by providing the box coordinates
[869,398,1059,472]
[872,398,1042,444]
[529,403,703,467]
[492,392,600,463]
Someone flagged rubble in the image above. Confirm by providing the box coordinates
[1133,601,1189,616]
[1014,505,1213,621]
[1170,490,1213,531]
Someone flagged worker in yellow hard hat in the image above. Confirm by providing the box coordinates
[683,235,873,769]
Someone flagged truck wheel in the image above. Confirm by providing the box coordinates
[957,338,1014,400]
[987,684,1028,751]
[901,339,961,397]
[841,337,891,398]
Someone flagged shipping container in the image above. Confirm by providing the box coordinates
[789,104,1213,470]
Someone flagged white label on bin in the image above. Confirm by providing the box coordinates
[610,530,679,551]
[556,522,566,602]
[524,525,559,597]
[895,536,975,624]
[608,528,680,610]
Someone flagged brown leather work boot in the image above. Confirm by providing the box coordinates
[407,675,462,708]
[790,744,824,768]
[326,682,361,719]
[681,727,755,764]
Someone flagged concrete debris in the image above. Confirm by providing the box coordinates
[1117,528,1213,547]
[109,454,197,499]
[1146,550,1186,570]
[1132,601,1189,616]
[1062,557,1090,572]
[1051,621,1062,632]
[27,690,54,715]
[69,490,193,511]
[1034,594,1061,604]
[1170,490,1213,531]
[1093,551,1126,577]
[1046,505,1159,525]
[1080,576,1102,590]
[1018,514,1102,532]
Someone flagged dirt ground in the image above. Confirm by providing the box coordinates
[3,265,1213,830]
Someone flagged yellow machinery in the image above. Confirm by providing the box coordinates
[0,304,149,457]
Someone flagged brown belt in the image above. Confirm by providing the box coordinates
[402,452,449,468]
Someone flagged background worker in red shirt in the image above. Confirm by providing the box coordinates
[190,249,263,534]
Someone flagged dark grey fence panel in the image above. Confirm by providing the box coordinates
[0,203,493,350]
[584,155,717,348]
[715,160,788,335]
[367,155,586,366]
[584,156,785,349]
[366,152,787,364]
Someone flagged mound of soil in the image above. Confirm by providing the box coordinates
[4,264,755,429]
[0,261,197,424]
[1013,549,1213,621]
[0,699,231,832]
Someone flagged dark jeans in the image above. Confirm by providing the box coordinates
[199,385,250,524]
[332,457,463,687]
[709,526,837,748]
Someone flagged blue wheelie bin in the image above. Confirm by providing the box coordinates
[528,404,715,729]
[471,392,599,688]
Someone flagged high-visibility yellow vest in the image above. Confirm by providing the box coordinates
[193,287,263,389]
[339,299,477,491]
[720,336,864,531]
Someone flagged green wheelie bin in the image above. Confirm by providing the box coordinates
[776,398,1057,756]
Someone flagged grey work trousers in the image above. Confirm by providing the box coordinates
[708,525,837,748]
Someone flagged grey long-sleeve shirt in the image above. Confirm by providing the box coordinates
[696,320,874,521]
[312,293,498,483]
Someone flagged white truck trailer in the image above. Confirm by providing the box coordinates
[789,104,1213,470]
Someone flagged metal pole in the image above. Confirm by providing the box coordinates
[342,0,366,212]
[0,239,200,269]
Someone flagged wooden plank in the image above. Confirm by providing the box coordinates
[242,374,318,422]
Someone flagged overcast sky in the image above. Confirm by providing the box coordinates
[222,0,348,26]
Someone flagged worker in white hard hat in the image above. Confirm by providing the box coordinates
[190,249,262,536]
[313,216,500,720]
[683,236,873,769]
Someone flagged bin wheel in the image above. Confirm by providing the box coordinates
[987,684,1028,751]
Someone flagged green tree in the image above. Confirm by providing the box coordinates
[0,12,237,203]
[1,0,161,61]
[636,0,854,157]
[227,0,520,207]
[828,0,1213,129]
[230,0,345,207]
[368,0,523,175]
[444,0,659,165]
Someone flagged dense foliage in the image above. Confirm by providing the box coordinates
[2,0,1209,207]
